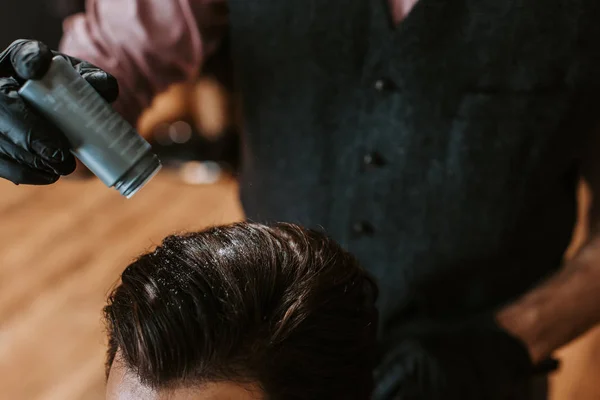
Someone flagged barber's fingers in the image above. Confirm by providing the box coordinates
[0,39,53,81]
[0,134,76,176]
[75,61,120,103]
[0,39,119,104]
[0,77,75,172]
[0,154,59,185]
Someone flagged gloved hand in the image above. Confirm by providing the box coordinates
[0,39,119,185]
[373,314,546,400]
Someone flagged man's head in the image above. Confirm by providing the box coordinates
[104,222,378,399]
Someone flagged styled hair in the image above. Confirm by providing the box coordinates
[104,222,378,399]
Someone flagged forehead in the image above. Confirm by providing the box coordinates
[105,356,263,400]
[105,357,157,400]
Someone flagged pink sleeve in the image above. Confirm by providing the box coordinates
[59,0,228,124]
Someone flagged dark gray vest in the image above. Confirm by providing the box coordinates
[228,0,600,328]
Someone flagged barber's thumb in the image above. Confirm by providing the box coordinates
[10,40,53,81]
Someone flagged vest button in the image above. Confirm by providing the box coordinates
[374,78,396,92]
[363,151,386,168]
[352,221,375,236]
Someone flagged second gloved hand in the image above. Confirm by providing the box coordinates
[373,314,541,400]
[0,39,119,185]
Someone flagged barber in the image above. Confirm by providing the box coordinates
[2,1,600,398]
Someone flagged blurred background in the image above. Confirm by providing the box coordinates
[0,1,600,399]
[0,1,63,49]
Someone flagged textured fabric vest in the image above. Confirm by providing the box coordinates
[228,0,600,329]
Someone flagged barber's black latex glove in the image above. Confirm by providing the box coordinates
[0,39,119,185]
[373,314,545,400]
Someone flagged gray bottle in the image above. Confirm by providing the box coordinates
[18,56,161,198]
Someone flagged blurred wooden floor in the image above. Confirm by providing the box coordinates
[0,171,598,399]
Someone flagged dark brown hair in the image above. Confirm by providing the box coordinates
[104,222,378,399]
